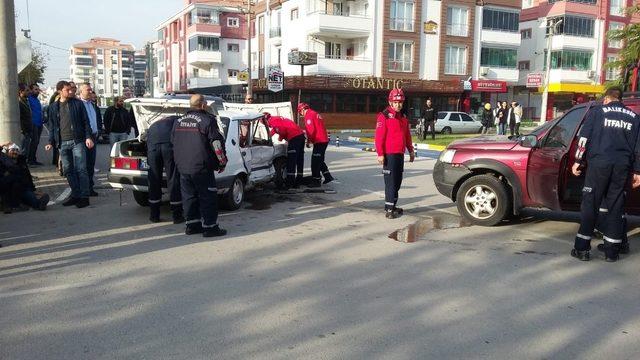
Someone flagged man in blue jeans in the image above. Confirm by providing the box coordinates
[45,81,94,208]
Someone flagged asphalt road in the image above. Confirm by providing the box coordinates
[2,140,640,359]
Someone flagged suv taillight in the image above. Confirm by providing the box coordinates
[111,157,140,170]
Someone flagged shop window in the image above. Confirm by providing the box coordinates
[302,93,333,113]
[336,94,366,113]
[369,94,389,113]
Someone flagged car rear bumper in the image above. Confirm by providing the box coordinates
[108,168,234,194]
[433,160,472,200]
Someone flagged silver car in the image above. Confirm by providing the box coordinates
[108,96,293,210]
[434,111,483,134]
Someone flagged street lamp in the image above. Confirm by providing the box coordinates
[539,18,563,125]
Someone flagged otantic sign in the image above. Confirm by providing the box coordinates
[526,73,544,88]
[267,67,284,93]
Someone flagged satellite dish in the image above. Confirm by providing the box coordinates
[16,32,33,73]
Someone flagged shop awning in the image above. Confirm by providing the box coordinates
[539,83,606,94]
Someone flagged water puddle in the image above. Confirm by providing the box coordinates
[245,194,286,211]
[389,214,472,243]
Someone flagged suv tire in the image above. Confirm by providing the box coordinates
[133,190,149,207]
[223,175,245,210]
[456,174,511,226]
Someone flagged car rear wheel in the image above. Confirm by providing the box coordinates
[442,127,452,135]
[455,175,511,226]
[132,190,149,207]
[224,175,245,210]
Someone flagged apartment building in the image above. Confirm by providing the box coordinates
[518,0,639,120]
[153,0,249,94]
[69,38,136,102]
[249,0,522,128]
[134,50,148,96]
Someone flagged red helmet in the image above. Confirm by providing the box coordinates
[297,102,309,113]
[388,88,405,102]
[262,112,271,121]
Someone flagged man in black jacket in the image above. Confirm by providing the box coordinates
[422,98,437,140]
[104,96,135,148]
[18,83,33,163]
[45,81,95,208]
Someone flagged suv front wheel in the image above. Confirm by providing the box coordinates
[456,175,511,226]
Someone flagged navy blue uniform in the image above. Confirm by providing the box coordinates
[574,101,640,258]
[172,110,226,232]
[147,115,182,222]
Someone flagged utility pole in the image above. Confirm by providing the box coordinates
[246,0,253,101]
[0,0,20,144]
[539,18,562,125]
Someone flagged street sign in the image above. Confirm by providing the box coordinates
[238,70,249,82]
[267,67,284,93]
[527,73,543,88]
[288,51,317,66]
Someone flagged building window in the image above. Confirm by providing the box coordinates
[157,49,164,64]
[111,49,117,55]
[520,29,532,39]
[388,41,412,72]
[291,8,298,20]
[97,59,103,65]
[609,22,624,48]
[550,15,595,37]
[227,43,240,52]
[259,50,264,69]
[325,42,342,59]
[227,17,239,27]
[258,16,264,34]
[480,48,517,68]
[98,69,104,74]
[302,93,333,113]
[188,36,220,52]
[81,48,89,55]
[482,8,519,32]
[447,6,469,37]
[518,61,530,70]
[228,69,239,77]
[190,8,219,25]
[157,29,164,41]
[548,50,593,70]
[337,94,366,113]
[112,59,118,65]
[606,55,620,80]
[390,0,414,32]
[97,48,103,55]
[112,70,118,74]
[522,0,534,8]
[75,58,93,66]
[98,79,104,84]
[445,45,467,75]
[610,0,624,17]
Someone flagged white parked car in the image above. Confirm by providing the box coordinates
[434,111,483,134]
[108,96,293,210]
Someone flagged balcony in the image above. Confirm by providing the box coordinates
[269,27,281,38]
[305,11,372,39]
[305,55,373,76]
[187,76,222,89]
[187,50,222,65]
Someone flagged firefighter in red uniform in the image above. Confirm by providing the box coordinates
[375,88,415,219]
[298,103,334,187]
[264,113,306,188]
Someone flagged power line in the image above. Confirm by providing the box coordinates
[29,38,68,52]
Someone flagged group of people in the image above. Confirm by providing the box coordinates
[144,94,336,238]
[479,101,523,136]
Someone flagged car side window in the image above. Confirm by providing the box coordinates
[461,114,474,122]
[541,107,588,149]
[437,112,447,120]
[449,114,461,122]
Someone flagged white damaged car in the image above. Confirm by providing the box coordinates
[108,95,293,210]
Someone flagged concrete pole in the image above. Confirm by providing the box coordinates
[539,19,562,125]
[246,0,252,101]
[0,0,20,144]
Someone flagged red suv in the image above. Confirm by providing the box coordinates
[433,97,640,226]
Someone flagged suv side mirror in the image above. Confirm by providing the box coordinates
[520,135,538,148]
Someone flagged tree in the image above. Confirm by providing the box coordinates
[18,47,47,85]
[605,5,640,89]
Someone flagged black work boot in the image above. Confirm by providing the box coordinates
[571,249,591,261]
[149,205,160,223]
[185,222,203,235]
[385,209,399,219]
[596,243,621,262]
[295,175,304,188]
[62,197,79,206]
[171,205,184,224]
[75,198,90,208]
[307,178,322,188]
[393,207,404,215]
[203,225,227,237]
[323,172,334,184]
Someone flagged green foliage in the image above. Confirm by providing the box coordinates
[18,47,47,85]
[605,5,640,90]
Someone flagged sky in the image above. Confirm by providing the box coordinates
[14,0,184,88]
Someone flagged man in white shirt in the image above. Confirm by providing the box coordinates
[79,83,101,196]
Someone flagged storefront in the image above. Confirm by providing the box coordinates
[463,80,509,116]
[514,82,605,121]
[251,75,463,129]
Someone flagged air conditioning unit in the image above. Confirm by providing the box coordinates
[587,70,596,79]
[480,66,489,76]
